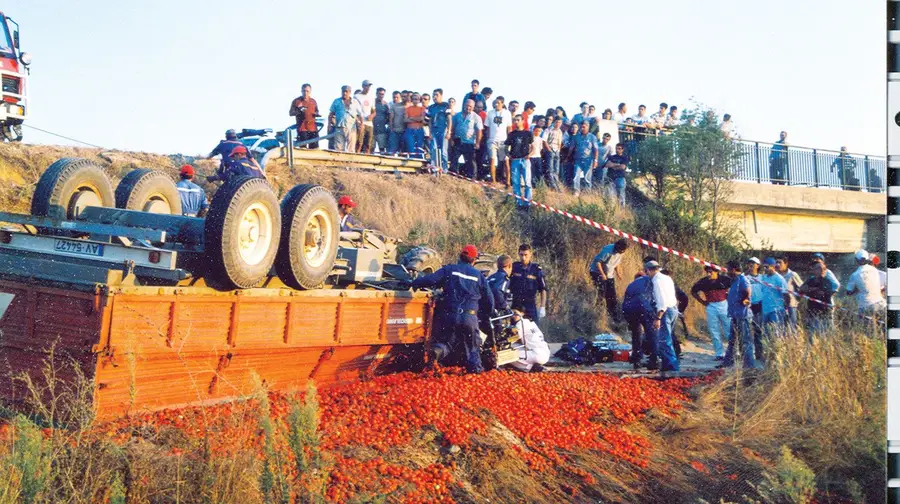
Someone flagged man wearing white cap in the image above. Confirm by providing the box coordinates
[646,260,680,373]
[845,249,886,317]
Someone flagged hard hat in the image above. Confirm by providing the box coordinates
[225,129,237,139]
[337,195,357,208]
[460,244,479,260]
[746,257,761,265]
[855,249,869,261]
[763,257,777,266]
[811,252,825,262]
[230,145,248,156]
[179,165,195,177]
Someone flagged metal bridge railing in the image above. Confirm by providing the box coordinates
[620,127,885,193]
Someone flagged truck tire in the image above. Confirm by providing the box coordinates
[31,157,115,220]
[401,246,443,276]
[204,176,281,290]
[274,184,339,290]
[115,168,182,215]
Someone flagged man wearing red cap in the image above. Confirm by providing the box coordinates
[337,195,363,232]
[207,145,264,184]
[176,165,208,217]
[412,244,494,374]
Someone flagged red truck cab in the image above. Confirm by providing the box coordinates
[0,12,30,142]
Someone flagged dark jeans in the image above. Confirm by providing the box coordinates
[432,313,483,373]
[530,157,543,186]
[297,130,319,149]
[457,143,477,179]
[723,316,759,369]
[625,311,656,366]
[750,302,764,362]
[590,272,618,321]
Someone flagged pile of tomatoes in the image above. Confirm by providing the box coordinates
[3,369,712,502]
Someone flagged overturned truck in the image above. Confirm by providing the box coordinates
[0,158,440,419]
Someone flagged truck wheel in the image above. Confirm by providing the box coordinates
[401,246,443,276]
[204,176,281,290]
[275,184,339,290]
[31,157,115,220]
[115,168,182,215]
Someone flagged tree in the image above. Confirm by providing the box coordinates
[632,135,676,202]
[674,104,744,256]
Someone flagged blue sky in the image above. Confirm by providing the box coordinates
[8,0,885,155]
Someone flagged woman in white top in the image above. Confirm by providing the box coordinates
[509,308,551,372]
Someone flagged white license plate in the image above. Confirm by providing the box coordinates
[53,239,104,257]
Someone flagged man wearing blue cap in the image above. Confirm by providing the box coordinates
[759,257,790,334]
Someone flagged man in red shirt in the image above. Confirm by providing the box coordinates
[289,83,319,149]
[690,265,733,360]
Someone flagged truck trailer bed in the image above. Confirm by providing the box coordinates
[0,279,433,419]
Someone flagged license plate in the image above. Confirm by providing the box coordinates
[53,239,104,257]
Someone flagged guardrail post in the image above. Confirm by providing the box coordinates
[285,128,294,172]
[863,155,870,191]
[754,142,762,183]
[812,149,819,187]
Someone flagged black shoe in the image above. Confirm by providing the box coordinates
[531,364,545,373]
[714,356,725,361]
[646,363,659,371]
[632,361,640,370]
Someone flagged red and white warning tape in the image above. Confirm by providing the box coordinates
[445,170,884,325]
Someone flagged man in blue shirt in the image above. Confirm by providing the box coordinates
[412,244,493,374]
[206,129,243,172]
[209,145,264,184]
[176,165,208,217]
[572,121,598,196]
[589,238,629,322]
[720,261,760,369]
[328,85,364,152]
[745,257,764,360]
[486,255,513,312]
[462,79,486,112]
[769,131,789,185]
[451,99,484,179]
[427,88,452,173]
[622,271,657,370]
[509,244,547,323]
[759,257,790,335]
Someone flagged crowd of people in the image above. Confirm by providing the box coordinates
[285,79,740,208]
[592,239,886,372]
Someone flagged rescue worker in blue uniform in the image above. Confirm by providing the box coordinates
[508,244,548,323]
[622,270,658,370]
[486,254,513,312]
[176,165,209,217]
[208,145,264,184]
[412,244,494,374]
[207,129,244,171]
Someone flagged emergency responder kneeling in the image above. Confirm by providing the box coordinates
[207,145,264,184]
[509,305,550,373]
[411,244,494,374]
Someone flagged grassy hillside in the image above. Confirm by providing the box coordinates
[0,144,885,503]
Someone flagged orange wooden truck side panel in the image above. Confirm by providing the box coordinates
[0,281,432,419]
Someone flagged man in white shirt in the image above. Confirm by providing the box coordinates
[355,80,376,153]
[720,113,735,139]
[648,102,668,132]
[612,103,628,124]
[485,98,512,185]
[845,249,887,317]
[646,260,680,373]
[508,306,550,372]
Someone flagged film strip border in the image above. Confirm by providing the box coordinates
[888,3,900,500]
[445,170,881,322]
